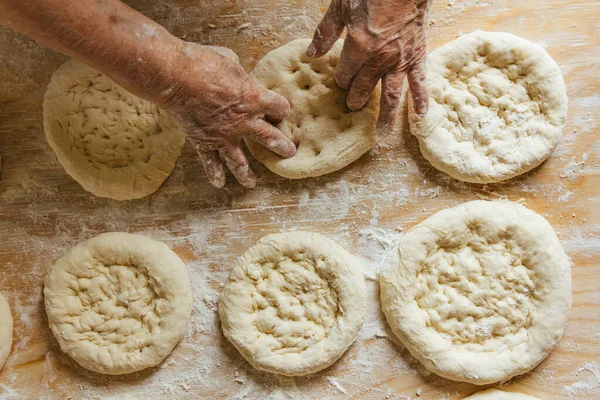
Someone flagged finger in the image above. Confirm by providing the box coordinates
[335,38,368,89]
[407,59,429,116]
[258,86,290,122]
[346,63,386,111]
[199,150,226,188]
[307,1,345,58]
[377,68,406,134]
[207,45,240,63]
[249,119,297,158]
[220,145,256,188]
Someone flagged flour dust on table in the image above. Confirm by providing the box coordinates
[409,30,568,183]
[247,38,380,179]
[43,60,186,200]
[219,231,367,376]
[380,200,572,384]
[44,232,193,375]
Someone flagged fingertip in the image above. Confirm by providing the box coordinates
[306,42,318,58]
[241,169,257,188]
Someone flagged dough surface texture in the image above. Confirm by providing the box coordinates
[380,200,571,384]
[0,292,12,371]
[219,231,366,375]
[409,30,567,183]
[246,39,379,179]
[463,388,540,399]
[44,232,193,375]
[43,60,185,200]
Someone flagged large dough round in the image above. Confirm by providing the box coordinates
[463,389,541,399]
[43,60,186,200]
[44,232,193,374]
[380,200,571,384]
[409,31,567,183]
[246,39,379,179]
[219,231,366,376]
[0,292,13,371]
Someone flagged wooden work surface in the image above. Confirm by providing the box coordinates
[0,0,599,399]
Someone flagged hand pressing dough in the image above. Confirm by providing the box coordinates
[44,232,193,374]
[246,39,379,179]
[380,200,571,385]
[43,60,186,200]
[409,31,567,183]
[0,292,13,371]
[463,389,540,399]
[219,231,366,376]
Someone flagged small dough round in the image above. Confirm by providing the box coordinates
[409,30,567,183]
[463,389,541,399]
[43,60,186,200]
[44,232,193,375]
[246,39,379,179]
[219,231,366,376]
[380,200,571,384]
[0,292,13,371]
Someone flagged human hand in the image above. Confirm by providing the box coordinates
[307,0,432,132]
[155,43,296,188]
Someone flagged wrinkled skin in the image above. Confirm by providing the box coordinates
[308,0,433,133]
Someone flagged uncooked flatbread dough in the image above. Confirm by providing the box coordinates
[409,30,567,183]
[44,232,193,374]
[246,39,379,179]
[219,231,366,375]
[43,60,186,200]
[0,292,13,371]
[463,389,541,399]
[380,200,571,384]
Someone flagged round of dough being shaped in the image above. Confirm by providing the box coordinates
[219,231,366,375]
[43,60,186,200]
[0,292,13,371]
[246,39,379,179]
[409,31,567,183]
[380,200,571,385]
[463,389,541,399]
[44,232,193,375]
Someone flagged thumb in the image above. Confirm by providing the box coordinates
[307,1,345,58]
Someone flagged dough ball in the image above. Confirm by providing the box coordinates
[380,200,571,384]
[409,31,567,183]
[246,39,379,179]
[219,231,366,375]
[43,60,186,200]
[44,232,193,375]
[463,388,541,399]
[0,292,13,371]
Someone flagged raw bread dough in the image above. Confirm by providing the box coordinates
[219,231,366,375]
[44,232,193,375]
[43,60,186,200]
[0,292,13,371]
[409,30,567,183]
[463,388,541,399]
[246,39,379,179]
[380,200,571,384]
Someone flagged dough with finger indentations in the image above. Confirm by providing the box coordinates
[0,292,13,371]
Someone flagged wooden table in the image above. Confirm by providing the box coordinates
[1,0,599,398]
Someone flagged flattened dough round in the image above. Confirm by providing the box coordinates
[219,231,366,375]
[380,200,571,384]
[463,389,540,399]
[44,232,193,374]
[43,60,186,200]
[0,292,13,371]
[409,31,567,183]
[246,39,379,179]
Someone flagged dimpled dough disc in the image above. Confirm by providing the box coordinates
[408,30,568,183]
[44,232,193,375]
[246,39,379,179]
[219,232,367,376]
[0,292,13,371]
[463,389,541,400]
[380,200,571,385]
[43,60,186,200]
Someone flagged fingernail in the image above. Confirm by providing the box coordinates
[417,104,429,117]
[306,42,317,57]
